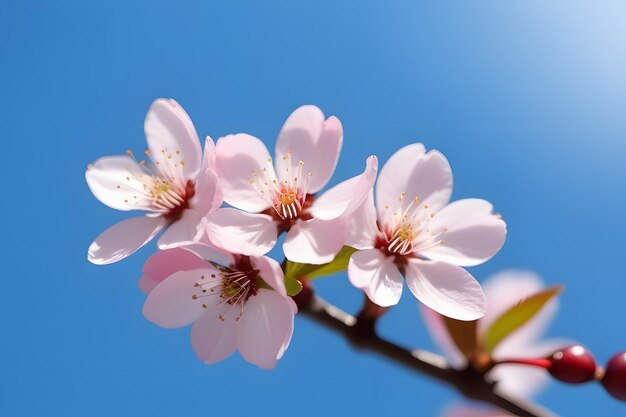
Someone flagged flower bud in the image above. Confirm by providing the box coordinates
[548,345,597,383]
[602,351,626,401]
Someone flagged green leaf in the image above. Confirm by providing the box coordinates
[483,285,564,354]
[284,276,303,297]
[285,246,358,280]
[442,316,478,359]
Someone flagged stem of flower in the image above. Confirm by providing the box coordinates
[297,293,557,417]
[493,358,553,369]
[355,295,389,331]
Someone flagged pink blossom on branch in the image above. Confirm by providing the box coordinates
[208,105,378,265]
[85,99,222,264]
[141,245,296,370]
[423,270,563,399]
[346,143,507,320]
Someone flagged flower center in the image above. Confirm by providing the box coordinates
[249,150,313,221]
[191,256,260,322]
[377,193,447,258]
[121,150,194,219]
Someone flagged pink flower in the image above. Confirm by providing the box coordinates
[141,245,296,369]
[346,143,506,320]
[208,105,378,264]
[424,270,562,399]
[86,99,222,264]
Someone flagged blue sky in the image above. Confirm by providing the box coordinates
[2,1,626,415]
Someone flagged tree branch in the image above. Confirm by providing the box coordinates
[296,292,558,417]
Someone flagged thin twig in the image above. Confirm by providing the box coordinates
[297,292,558,417]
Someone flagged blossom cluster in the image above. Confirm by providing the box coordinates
[86,98,507,369]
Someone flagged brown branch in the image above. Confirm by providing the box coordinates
[295,290,559,417]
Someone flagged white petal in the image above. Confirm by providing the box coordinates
[276,297,298,360]
[157,209,204,249]
[275,105,342,193]
[205,208,277,256]
[489,363,551,400]
[88,216,164,265]
[86,155,155,211]
[404,259,485,321]
[202,135,216,171]
[283,218,348,265]
[144,98,202,181]
[189,168,222,215]
[191,305,238,364]
[179,240,235,266]
[143,268,219,328]
[309,156,378,220]
[376,143,453,219]
[348,249,403,307]
[215,134,273,212]
[236,289,295,369]
[345,191,378,250]
[252,255,286,296]
[420,199,507,267]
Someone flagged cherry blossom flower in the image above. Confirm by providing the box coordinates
[142,245,296,369]
[346,143,506,320]
[209,105,377,264]
[423,270,562,399]
[86,98,222,264]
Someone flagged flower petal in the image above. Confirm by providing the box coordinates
[215,133,273,212]
[139,248,208,294]
[86,155,155,211]
[88,216,165,265]
[236,289,295,369]
[205,208,277,256]
[252,255,286,296]
[157,209,204,249]
[180,240,235,266]
[144,98,202,182]
[404,259,485,321]
[202,135,216,171]
[283,218,348,265]
[348,249,403,307]
[143,268,219,328]
[376,143,453,220]
[345,191,379,250]
[275,105,342,193]
[309,156,378,220]
[191,305,238,365]
[420,199,507,267]
[277,297,298,359]
[488,361,551,400]
[190,168,222,215]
